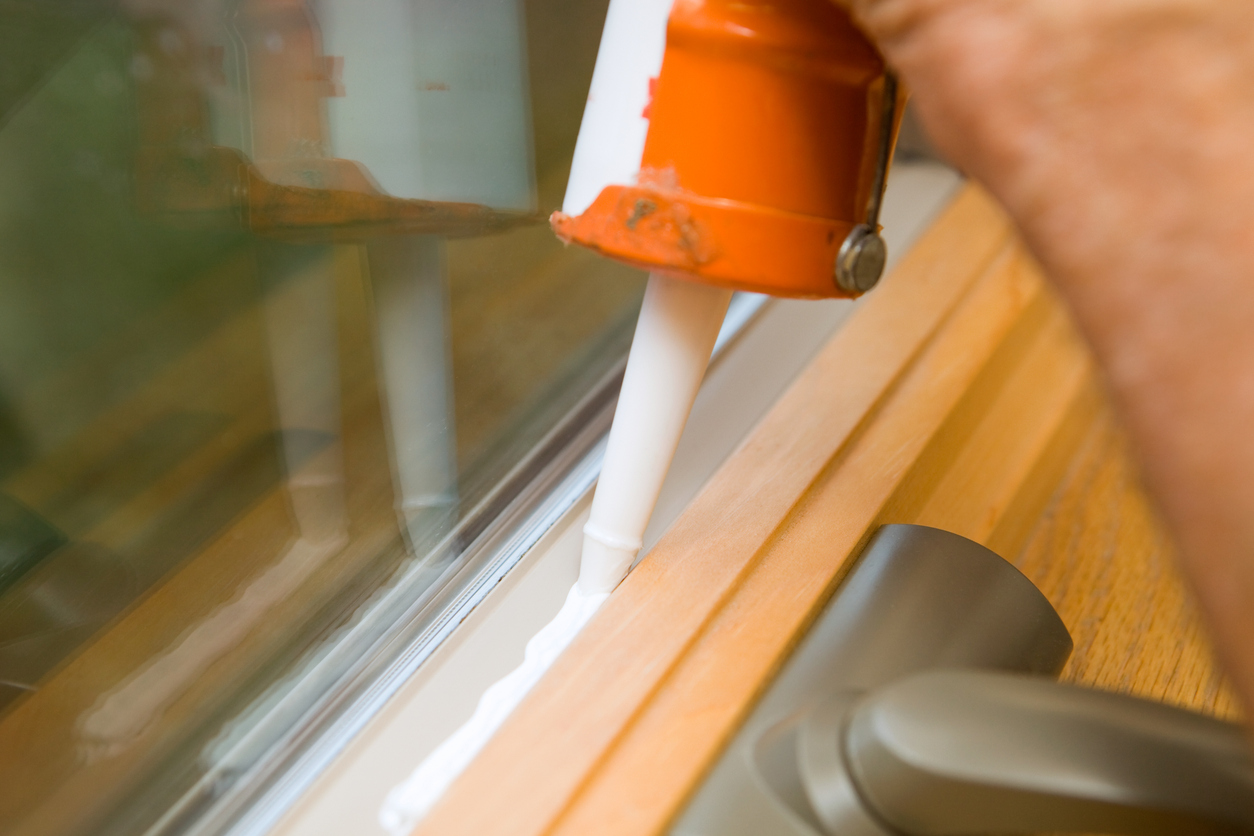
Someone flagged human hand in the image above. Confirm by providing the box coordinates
[837,0,1254,714]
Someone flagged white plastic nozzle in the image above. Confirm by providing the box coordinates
[577,273,732,594]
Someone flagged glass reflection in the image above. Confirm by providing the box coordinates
[0,0,645,833]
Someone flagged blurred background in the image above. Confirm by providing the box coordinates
[0,1,650,833]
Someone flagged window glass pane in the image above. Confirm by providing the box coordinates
[0,2,642,833]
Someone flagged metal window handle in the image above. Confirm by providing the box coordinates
[679,525,1250,836]
[795,670,1254,836]
[675,524,1074,836]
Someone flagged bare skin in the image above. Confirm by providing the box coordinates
[837,0,1254,712]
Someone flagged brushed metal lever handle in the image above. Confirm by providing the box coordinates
[800,670,1254,836]
[680,524,1074,836]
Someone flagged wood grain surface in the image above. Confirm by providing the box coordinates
[417,183,1240,836]
[1016,412,1241,720]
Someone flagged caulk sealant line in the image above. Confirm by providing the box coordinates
[379,274,732,833]
[379,584,609,835]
